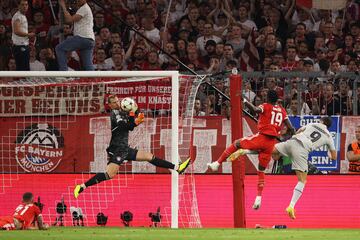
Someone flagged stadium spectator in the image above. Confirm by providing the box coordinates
[55,0,95,71]
[315,82,341,115]
[193,98,205,116]
[347,125,360,172]
[11,0,35,71]
[196,22,222,56]
[94,48,111,71]
[0,192,48,230]
[30,46,45,71]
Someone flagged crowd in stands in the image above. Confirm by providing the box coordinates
[0,0,359,116]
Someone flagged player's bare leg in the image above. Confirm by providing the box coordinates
[74,163,118,198]
[136,150,191,174]
[253,163,266,210]
[207,140,243,171]
[286,170,307,219]
[227,149,258,162]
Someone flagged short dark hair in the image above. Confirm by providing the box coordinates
[22,192,33,202]
[267,90,278,104]
[107,95,117,104]
[321,116,332,128]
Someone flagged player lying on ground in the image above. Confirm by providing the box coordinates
[272,116,337,219]
[74,95,191,198]
[208,90,295,210]
[0,192,48,230]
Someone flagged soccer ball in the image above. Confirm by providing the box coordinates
[120,97,136,112]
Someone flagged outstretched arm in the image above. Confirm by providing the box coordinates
[243,98,262,113]
[284,118,296,135]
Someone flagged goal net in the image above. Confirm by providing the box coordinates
[0,71,203,228]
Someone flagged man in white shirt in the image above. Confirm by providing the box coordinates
[56,0,95,70]
[272,117,337,219]
[11,0,35,71]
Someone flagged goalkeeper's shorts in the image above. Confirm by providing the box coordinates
[106,146,138,165]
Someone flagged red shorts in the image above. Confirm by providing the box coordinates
[0,216,15,230]
[239,133,278,168]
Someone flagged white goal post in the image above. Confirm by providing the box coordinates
[0,70,201,229]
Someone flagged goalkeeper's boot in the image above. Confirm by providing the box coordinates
[252,196,262,210]
[286,206,296,219]
[226,149,246,162]
[74,185,84,199]
[177,158,191,174]
[207,161,220,171]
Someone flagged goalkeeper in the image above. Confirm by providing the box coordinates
[74,95,191,198]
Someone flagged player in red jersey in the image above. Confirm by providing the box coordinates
[0,192,48,230]
[208,90,295,209]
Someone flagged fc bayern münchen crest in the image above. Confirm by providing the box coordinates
[15,123,64,172]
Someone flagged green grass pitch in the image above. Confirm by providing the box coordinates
[0,227,359,240]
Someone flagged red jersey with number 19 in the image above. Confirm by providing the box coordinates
[257,103,288,137]
[13,203,41,229]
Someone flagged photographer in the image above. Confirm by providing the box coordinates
[55,0,95,71]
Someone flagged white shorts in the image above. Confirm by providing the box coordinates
[275,139,309,172]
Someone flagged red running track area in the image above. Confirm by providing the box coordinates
[0,174,359,228]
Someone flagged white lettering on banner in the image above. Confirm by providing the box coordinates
[147,86,172,93]
[106,86,134,95]
[131,119,157,173]
[221,119,232,173]
[89,117,111,172]
[310,156,332,165]
[0,84,105,117]
[148,96,171,104]
[193,129,217,173]
[192,118,206,128]
[300,118,320,126]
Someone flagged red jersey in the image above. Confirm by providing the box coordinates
[13,203,41,229]
[0,216,15,230]
[257,103,288,137]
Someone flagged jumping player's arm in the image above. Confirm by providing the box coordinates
[326,134,337,160]
[243,98,263,113]
[284,118,296,135]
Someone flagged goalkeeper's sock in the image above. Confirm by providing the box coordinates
[217,143,238,164]
[289,181,305,208]
[84,172,110,188]
[257,171,265,196]
[149,156,175,170]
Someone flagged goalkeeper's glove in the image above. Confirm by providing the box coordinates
[135,112,145,125]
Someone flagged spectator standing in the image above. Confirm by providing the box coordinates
[56,0,95,71]
[11,0,34,71]
[346,125,360,173]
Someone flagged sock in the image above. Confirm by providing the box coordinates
[84,172,110,188]
[149,156,175,170]
[289,182,305,208]
[257,171,265,196]
[217,143,238,164]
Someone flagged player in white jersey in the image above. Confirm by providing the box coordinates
[272,116,337,219]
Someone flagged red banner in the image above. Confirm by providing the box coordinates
[0,115,357,174]
[105,78,172,110]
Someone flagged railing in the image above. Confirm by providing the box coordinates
[199,72,359,116]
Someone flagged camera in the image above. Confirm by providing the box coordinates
[149,207,161,227]
[70,207,84,226]
[52,198,67,226]
[97,212,108,226]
